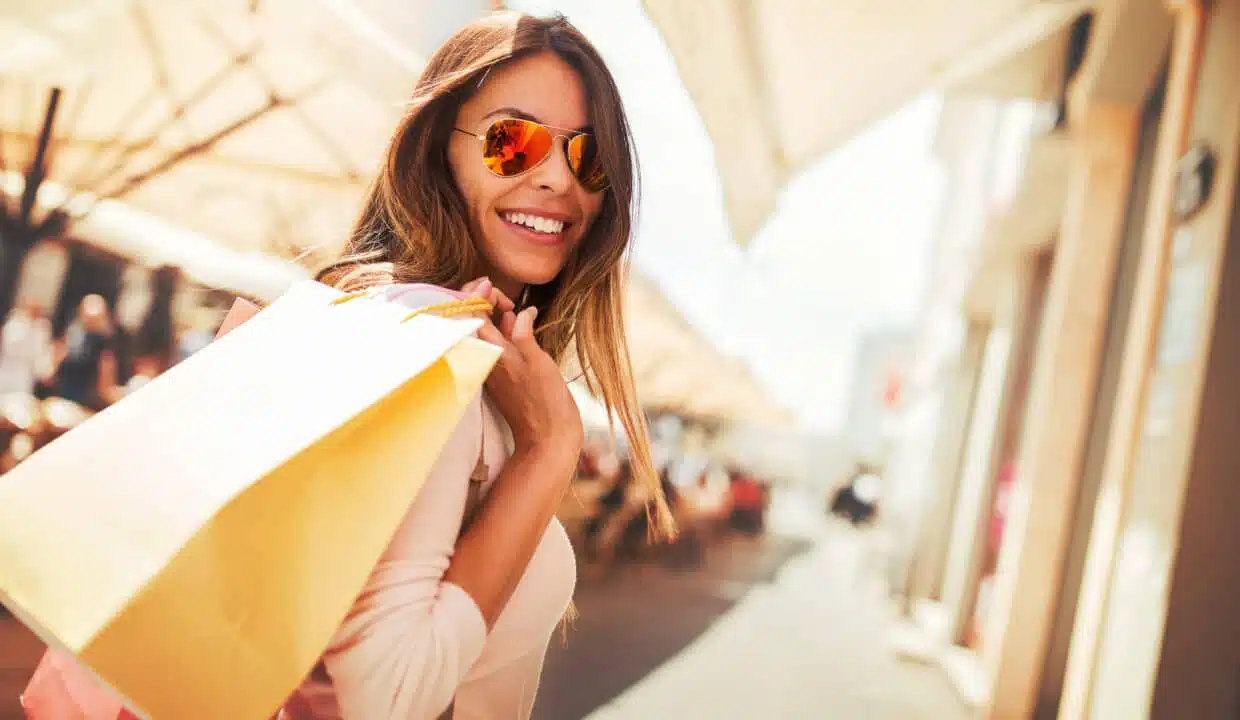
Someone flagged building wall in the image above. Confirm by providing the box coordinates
[891,95,1045,612]
[1079,1,1240,715]
[844,328,914,466]
[1035,83,1164,720]
[886,97,1001,604]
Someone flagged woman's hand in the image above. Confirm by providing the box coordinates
[465,280,582,465]
[443,280,584,628]
[460,277,515,322]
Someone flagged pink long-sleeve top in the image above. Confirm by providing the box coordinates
[292,285,577,719]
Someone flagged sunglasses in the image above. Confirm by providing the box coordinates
[454,117,608,193]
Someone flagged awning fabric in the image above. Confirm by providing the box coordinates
[624,274,794,428]
[1,172,307,301]
[1,1,789,428]
[642,0,1089,246]
[1,0,424,260]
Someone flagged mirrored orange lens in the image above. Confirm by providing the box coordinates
[568,133,607,192]
[482,119,554,177]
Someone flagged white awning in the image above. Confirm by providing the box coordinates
[0,0,432,259]
[624,274,794,428]
[2,172,307,301]
[642,0,1090,245]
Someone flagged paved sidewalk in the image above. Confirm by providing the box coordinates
[1,498,970,720]
[581,522,970,720]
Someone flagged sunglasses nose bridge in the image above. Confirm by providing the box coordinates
[523,133,577,189]
[552,133,576,167]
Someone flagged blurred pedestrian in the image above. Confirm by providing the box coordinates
[51,294,120,410]
[582,459,634,560]
[175,308,215,364]
[0,299,53,395]
[124,354,162,396]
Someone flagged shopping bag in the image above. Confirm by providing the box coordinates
[215,295,262,338]
[20,648,139,719]
[0,280,501,720]
[18,296,268,720]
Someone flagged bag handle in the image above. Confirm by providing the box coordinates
[332,285,494,527]
[329,288,493,322]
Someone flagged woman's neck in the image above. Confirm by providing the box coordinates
[494,278,525,306]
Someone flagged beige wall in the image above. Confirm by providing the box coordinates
[907,324,987,604]
[980,100,1140,718]
[936,253,1049,646]
[978,0,1185,715]
[1151,141,1240,720]
[938,311,1015,641]
[1036,86,1164,720]
[1078,0,1240,715]
[900,95,1049,617]
[901,97,1006,607]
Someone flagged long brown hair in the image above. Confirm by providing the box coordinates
[317,11,674,537]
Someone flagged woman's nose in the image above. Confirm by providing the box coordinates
[530,137,575,193]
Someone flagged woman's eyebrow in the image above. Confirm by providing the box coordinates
[483,106,538,122]
[481,106,593,133]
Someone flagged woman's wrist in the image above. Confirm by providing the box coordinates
[512,434,580,480]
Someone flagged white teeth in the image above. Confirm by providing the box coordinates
[503,212,564,234]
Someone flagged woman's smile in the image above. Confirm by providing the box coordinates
[496,208,574,246]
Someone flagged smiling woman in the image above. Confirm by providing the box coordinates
[291,10,674,720]
[447,61,606,290]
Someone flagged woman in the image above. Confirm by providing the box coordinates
[294,12,674,719]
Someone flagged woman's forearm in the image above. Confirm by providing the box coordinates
[443,442,576,628]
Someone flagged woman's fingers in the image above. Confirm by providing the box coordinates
[475,317,508,349]
[477,318,525,385]
[499,309,518,339]
[510,307,540,353]
[468,278,493,300]
[489,287,516,314]
[513,307,536,339]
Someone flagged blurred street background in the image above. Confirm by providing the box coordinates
[5,0,1240,718]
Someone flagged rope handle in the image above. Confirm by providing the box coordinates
[330,287,493,322]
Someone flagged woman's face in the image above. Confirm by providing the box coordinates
[449,51,606,298]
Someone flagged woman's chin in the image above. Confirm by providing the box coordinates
[499,260,567,291]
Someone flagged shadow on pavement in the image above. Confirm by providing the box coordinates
[534,533,814,720]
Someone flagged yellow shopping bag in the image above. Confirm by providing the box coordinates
[0,280,500,720]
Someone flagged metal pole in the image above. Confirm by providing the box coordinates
[20,87,62,228]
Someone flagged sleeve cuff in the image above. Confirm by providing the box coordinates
[439,581,488,664]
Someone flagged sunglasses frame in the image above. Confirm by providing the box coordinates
[453,117,608,192]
